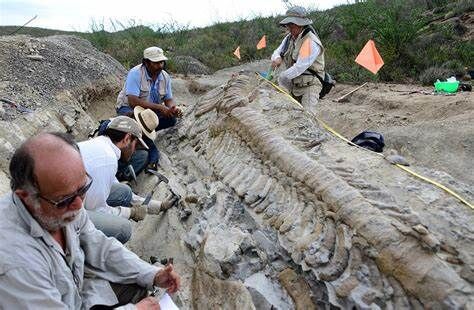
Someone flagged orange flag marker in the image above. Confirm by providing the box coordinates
[256,35,266,50]
[233,46,241,60]
[299,38,312,58]
[355,40,384,74]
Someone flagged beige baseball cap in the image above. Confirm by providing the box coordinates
[143,46,168,62]
[107,116,149,149]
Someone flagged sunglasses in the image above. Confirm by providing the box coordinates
[37,174,93,209]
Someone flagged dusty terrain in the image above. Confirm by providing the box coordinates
[0,35,473,309]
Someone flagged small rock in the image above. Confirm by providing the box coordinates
[26,54,44,61]
[386,154,410,166]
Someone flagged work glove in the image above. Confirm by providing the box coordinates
[161,194,180,211]
[146,195,179,215]
[130,205,147,221]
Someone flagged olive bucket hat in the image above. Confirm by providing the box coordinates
[279,6,313,26]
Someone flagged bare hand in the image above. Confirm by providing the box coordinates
[170,106,183,118]
[271,57,282,69]
[154,264,180,294]
[136,296,160,310]
[157,105,174,118]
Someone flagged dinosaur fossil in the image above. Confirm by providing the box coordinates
[179,72,473,308]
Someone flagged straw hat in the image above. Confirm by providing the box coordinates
[133,106,158,140]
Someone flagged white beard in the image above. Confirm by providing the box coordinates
[32,199,80,231]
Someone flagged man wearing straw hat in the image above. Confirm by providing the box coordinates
[271,6,326,109]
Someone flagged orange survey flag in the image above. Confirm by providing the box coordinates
[233,46,241,60]
[355,40,384,74]
[299,38,312,58]
[256,35,266,50]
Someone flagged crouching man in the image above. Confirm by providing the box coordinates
[0,132,180,308]
[80,116,177,244]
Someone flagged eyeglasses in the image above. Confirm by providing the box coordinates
[37,174,93,209]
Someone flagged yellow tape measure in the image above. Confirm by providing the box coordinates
[256,72,473,210]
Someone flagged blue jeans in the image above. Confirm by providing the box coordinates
[88,183,133,244]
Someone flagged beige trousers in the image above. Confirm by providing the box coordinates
[291,81,321,112]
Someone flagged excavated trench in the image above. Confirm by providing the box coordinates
[0,35,473,309]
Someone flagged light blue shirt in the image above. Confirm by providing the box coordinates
[125,65,172,103]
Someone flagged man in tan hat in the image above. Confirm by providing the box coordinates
[116,46,183,130]
[271,6,326,109]
[79,116,178,243]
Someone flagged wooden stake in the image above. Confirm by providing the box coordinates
[335,82,368,102]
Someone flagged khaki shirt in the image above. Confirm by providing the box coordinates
[0,193,159,309]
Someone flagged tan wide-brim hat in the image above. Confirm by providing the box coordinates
[133,106,158,141]
[143,46,168,63]
[279,6,313,26]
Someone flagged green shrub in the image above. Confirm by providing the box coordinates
[78,0,470,84]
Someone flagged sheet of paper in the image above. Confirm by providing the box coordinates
[159,293,179,310]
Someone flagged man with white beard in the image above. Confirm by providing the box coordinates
[0,132,180,309]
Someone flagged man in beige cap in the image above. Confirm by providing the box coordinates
[271,6,326,110]
[116,46,183,130]
[79,116,178,243]
[115,106,161,181]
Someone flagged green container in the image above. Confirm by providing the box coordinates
[434,81,459,93]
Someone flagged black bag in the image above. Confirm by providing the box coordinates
[315,72,336,99]
[88,119,111,138]
[351,131,385,153]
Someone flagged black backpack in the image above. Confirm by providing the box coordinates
[311,70,336,99]
[88,119,111,138]
[351,131,385,153]
[280,26,336,99]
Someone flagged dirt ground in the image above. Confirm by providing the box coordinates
[317,82,473,187]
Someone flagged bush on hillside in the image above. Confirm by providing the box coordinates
[80,0,472,84]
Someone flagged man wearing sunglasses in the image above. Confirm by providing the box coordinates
[79,116,178,244]
[0,132,180,308]
[116,46,183,131]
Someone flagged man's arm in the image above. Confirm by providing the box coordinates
[271,37,287,69]
[0,267,67,309]
[162,75,183,117]
[78,210,160,289]
[280,40,321,81]
[128,95,172,118]
[83,161,130,219]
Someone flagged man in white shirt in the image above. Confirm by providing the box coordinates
[271,6,326,110]
[0,132,180,308]
[79,116,177,243]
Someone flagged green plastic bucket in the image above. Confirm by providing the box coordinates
[434,81,459,93]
